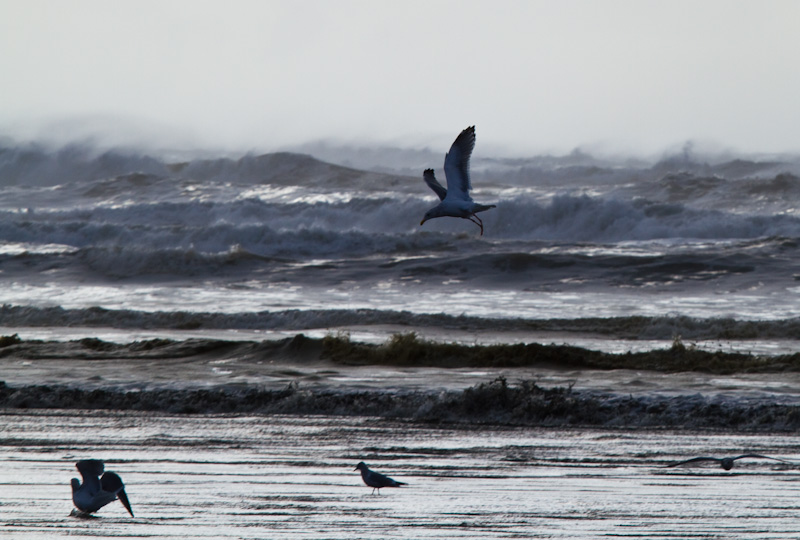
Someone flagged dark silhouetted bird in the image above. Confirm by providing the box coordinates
[71,459,134,517]
[354,461,407,494]
[666,454,788,471]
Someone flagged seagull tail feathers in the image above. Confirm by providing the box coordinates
[117,488,134,517]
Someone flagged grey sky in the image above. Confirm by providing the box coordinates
[2,0,799,156]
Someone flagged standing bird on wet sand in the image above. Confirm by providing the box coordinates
[666,454,789,471]
[354,461,407,495]
[420,126,496,235]
[71,459,134,517]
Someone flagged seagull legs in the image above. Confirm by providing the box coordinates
[467,215,484,235]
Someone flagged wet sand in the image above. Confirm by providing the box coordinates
[3,334,800,537]
[2,410,800,539]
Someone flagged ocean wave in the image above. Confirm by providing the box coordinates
[490,194,800,241]
[0,241,787,302]
[3,304,800,341]
[5,192,800,253]
[5,144,800,245]
[0,144,168,186]
[0,144,409,190]
[1,375,798,431]
[611,171,800,213]
[0,200,457,257]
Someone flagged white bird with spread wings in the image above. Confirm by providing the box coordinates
[420,126,496,235]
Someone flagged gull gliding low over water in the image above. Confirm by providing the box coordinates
[420,125,496,235]
[354,461,407,495]
[71,459,134,517]
[666,454,789,470]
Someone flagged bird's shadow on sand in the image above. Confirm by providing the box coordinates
[69,509,100,519]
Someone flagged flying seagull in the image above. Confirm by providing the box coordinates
[666,454,789,471]
[354,461,407,495]
[71,459,134,517]
[420,125,496,235]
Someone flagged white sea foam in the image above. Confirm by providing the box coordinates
[3,192,800,257]
[2,143,800,348]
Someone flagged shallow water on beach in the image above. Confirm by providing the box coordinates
[3,410,800,539]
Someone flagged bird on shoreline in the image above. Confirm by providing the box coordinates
[354,462,407,494]
[71,459,134,517]
[666,454,789,471]
[420,126,496,235]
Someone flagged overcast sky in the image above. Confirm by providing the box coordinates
[2,0,799,156]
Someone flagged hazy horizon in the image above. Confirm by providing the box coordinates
[2,1,799,158]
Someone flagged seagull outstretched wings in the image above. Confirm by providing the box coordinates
[71,459,134,517]
[420,126,496,235]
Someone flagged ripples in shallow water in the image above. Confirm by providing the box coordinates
[2,410,800,539]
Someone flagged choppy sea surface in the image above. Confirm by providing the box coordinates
[1,143,800,350]
[3,141,800,537]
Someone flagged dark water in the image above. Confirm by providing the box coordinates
[2,144,800,346]
[4,140,800,538]
[2,410,800,539]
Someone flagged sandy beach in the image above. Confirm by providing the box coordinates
[3,410,800,539]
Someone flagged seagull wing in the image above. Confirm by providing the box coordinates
[423,169,447,201]
[100,471,124,493]
[102,472,134,517]
[442,126,476,201]
[665,457,721,467]
[732,454,788,463]
[76,460,104,493]
[117,487,134,517]
[368,470,403,487]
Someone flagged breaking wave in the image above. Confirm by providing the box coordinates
[2,375,799,431]
[4,142,800,352]
[3,304,800,341]
[4,194,800,259]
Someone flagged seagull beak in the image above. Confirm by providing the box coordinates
[117,488,134,517]
[420,218,426,226]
